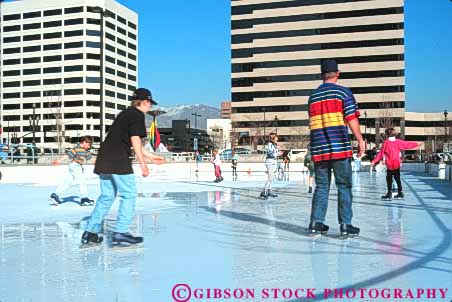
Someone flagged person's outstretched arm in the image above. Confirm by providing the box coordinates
[131,136,149,177]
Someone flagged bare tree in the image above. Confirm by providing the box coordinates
[43,85,65,153]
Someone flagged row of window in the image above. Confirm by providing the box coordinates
[3,88,134,99]
[232,86,405,102]
[232,0,373,15]
[231,7,404,29]
[231,101,406,114]
[3,54,136,70]
[3,66,137,81]
[3,29,103,43]
[3,41,101,54]
[3,6,137,30]
[232,38,404,58]
[232,22,404,45]
[232,54,405,73]
[232,70,405,87]
[2,101,127,112]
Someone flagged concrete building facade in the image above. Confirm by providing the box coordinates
[0,0,138,149]
[231,0,405,149]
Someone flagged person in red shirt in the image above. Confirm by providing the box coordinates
[371,128,420,200]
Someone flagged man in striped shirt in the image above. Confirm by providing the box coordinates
[307,59,365,238]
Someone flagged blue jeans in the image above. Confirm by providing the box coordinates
[85,174,137,234]
[310,159,353,225]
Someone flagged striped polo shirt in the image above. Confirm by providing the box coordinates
[308,82,360,162]
[66,144,92,165]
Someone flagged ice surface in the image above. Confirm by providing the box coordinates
[0,166,451,302]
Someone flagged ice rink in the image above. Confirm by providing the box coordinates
[0,164,451,302]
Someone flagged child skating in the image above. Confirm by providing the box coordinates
[212,149,223,183]
[49,136,95,206]
[260,133,280,200]
[304,145,315,194]
[231,150,238,180]
[371,127,420,200]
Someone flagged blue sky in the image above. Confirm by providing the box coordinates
[118,0,451,112]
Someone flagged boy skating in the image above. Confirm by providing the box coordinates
[212,149,223,182]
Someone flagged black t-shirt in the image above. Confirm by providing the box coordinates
[94,106,146,175]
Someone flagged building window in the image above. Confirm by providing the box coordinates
[87,101,100,108]
[87,89,100,95]
[3,81,21,88]
[117,81,126,89]
[3,70,20,77]
[106,90,115,97]
[4,25,21,32]
[106,101,115,108]
[3,13,21,21]
[64,65,83,72]
[65,30,83,37]
[43,67,62,74]
[86,41,100,48]
[117,71,127,78]
[65,41,83,49]
[43,90,62,97]
[23,23,41,30]
[23,91,41,98]
[128,32,136,40]
[106,32,115,42]
[23,45,41,52]
[65,53,83,60]
[44,20,62,28]
[117,59,126,67]
[106,55,115,64]
[86,29,101,36]
[64,113,82,119]
[117,38,126,46]
[23,34,41,41]
[106,44,115,52]
[117,93,127,100]
[128,42,136,50]
[64,88,83,95]
[3,36,21,43]
[3,47,21,54]
[128,85,136,91]
[3,93,21,99]
[128,21,136,30]
[128,53,136,60]
[64,77,83,84]
[44,9,62,16]
[87,53,100,60]
[128,74,136,81]
[23,57,41,64]
[87,65,100,71]
[44,55,62,62]
[44,44,62,51]
[43,78,62,85]
[3,59,20,65]
[65,124,83,130]
[24,68,41,75]
[44,32,62,39]
[23,11,41,19]
[117,26,126,35]
[106,79,115,86]
[65,18,83,26]
[87,18,100,25]
[117,15,127,25]
[86,77,100,83]
[117,104,126,110]
[106,21,115,30]
[3,104,21,110]
[64,7,84,14]
[117,49,126,57]
[128,64,136,71]
[106,113,116,120]
[106,67,115,75]
[23,80,41,86]
[64,101,83,107]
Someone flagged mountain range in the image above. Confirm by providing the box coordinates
[145,104,221,129]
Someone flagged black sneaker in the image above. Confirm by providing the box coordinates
[268,190,278,198]
[340,224,360,238]
[394,192,404,199]
[81,231,103,245]
[111,232,143,246]
[308,222,329,236]
[80,197,95,206]
[308,186,313,194]
[259,191,269,200]
[381,193,392,201]
[49,193,62,205]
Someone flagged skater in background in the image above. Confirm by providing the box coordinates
[81,88,164,247]
[231,149,238,180]
[304,145,315,194]
[195,150,202,173]
[371,127,420,200]
[212,149,223,182]
[260,132,280,200]
[352,151,362,172]
[283,150,291,172]
[49,135,95,206]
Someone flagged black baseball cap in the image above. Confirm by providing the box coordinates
[321,59,339,74]
[133,88,158,105]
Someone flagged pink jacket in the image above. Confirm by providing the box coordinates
[372,138,419,170]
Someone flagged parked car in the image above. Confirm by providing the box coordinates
[290,149,308,162]
[220,148,251,160]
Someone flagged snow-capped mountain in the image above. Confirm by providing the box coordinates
[145,104,221,129]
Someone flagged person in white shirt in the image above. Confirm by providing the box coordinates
[260,133,280,199]
[212,149,223,182]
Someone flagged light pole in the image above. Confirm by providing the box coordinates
[28,103,40,144]
[364,111,368,145]
[92,6,112,144]
[444,109,449,151]
[191,112,202,130]
[274,115,279,135]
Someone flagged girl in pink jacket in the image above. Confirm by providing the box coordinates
[371,128,419,200]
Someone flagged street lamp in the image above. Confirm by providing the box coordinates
[91,6,112,144]
[444,109,449,151]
